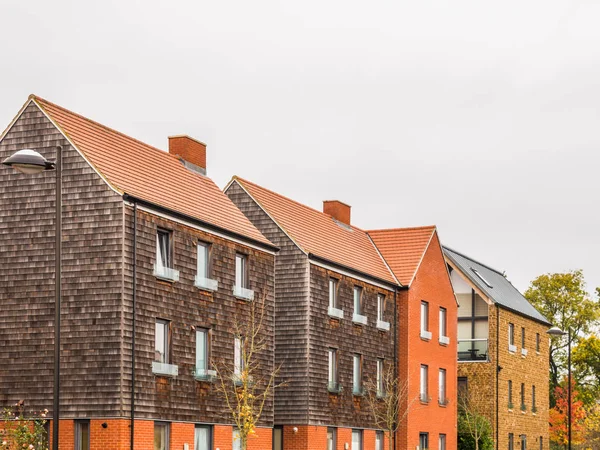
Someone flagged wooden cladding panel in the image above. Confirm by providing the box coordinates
[0,103,124,416]
[225,182,310,424]
[308,264,396,427]
[121,206,276,424]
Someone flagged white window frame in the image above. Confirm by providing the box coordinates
[234,336,244,376]
[156,229,172,269]
[154,422,170,450]
[327,428,337,450]
[351,429,363,450]
[235,253,247,289]
[353,286,363,315]
[352,354,363,395]
[194,425,212,450]
[508,323,516,352]
[439,434,446,450]
[377,358,385,397]
[420,301,431,339]
[439,368,447,405]
[155,319,169,364]
[75,420,90,450]
[420,364,428,402]
[375,430,384,450]
[439,307,449,345]
[328,348,340,392]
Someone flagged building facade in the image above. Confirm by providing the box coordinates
[444,247,551,450]
[0,95,277,450]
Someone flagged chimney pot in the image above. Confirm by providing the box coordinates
[168,135,207,174]
[323,200,351,225]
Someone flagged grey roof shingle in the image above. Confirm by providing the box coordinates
[443,246,551,325]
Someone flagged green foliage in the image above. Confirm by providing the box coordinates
[1,404,48,450]
[457,409,494,450]
[573,335,600,405]
[524,270,600,404]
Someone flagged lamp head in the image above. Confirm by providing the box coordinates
[2,149,55,174]
[547,326,567,337]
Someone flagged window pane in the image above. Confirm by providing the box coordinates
[155,321,167,363]
[352,430,362,450]
[439,308,447,336]
[421,302,428,331]
[75,421,90,450]
[327,428,336,450]
[197,243,209,278]
[377,359,384,394]
[353,354,361,391]
[195,426,211,450]
[439,369,446,403]
[328,349,336,383]
[354,287,362,314]
[377,295,384,320]
[420,365,428,399]
[375,431,383,450]
[235,254,246,288]
[474,294,487,315]
[157,231,170,268]
[439,434,446,450]
[154,423,168,450]
[232,429,241,450]
[234,337,242,375]
[457,293,472,317]
[196,330,207,370]
[273,427,283,450]
[329,279,337,308]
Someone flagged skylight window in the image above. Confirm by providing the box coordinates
[471,268,493,288]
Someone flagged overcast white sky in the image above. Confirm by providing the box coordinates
[1,0,598,294]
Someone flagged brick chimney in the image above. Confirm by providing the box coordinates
[168,135,207,174]
[323,200,351,225]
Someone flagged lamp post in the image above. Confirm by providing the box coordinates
[2,147,62,450]
[547,326,571,450]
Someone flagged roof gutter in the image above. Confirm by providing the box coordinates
[122,194,280,254]
[307,253,404,291]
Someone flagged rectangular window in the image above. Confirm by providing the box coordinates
[75,420,90,450]
[353,354,363,394]
[377,294,385,321]
[539,437,543,450]
[509,323,515,347]
[439,307,447,337]
[328,348,338,390]
[273,426,283,450]
[508,433,514,450]
[439,368,447,405]
[439,434,446,450]
[521,435,527,450]
[329,278,338,308]
[327,427,337,450]
[154,422,169,450]
[197,242,210,278]
[233,428,241,450]
[375,431,384,450]
[155,319,169,364]
[536,333,540,352]
[521,327,526,348]
[458,377,468,401]
[521,383,526,410]
[235,254,247,289]
[156,229,172,269]
[532,385,536,412]
[421,301,429,333]
[353,286,363,315]
[234,336,244,376]
[195,425,212,450]
[508,380,513,408]
[196,328,209,371]
[377,359,385,396]
[351,429,363,450]
[419,433,428,450]
[420,365,428,402]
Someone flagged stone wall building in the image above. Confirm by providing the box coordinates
[444,247,551,450]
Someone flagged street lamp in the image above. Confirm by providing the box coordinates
[2,146,62,450]
[547,326,571,450]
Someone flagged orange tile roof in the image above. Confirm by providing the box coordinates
[30,95,272,247]
[368,226,437,285]
[232,177,398,285]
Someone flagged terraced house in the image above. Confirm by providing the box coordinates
[443,247,551,450]
[226,178,457,450]
[0,95,277,450]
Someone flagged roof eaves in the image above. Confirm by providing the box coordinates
[442,245,505,276]
[123,193,279,253]
[496,303,553,327]
[225,177,306,256]
[0,97,34,143]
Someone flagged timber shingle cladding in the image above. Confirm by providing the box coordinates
[226,180,396,428]
[0,103,124,417]
[0,102,276,427]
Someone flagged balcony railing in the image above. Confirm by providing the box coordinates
[458,338,489,362]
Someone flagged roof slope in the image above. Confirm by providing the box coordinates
[443,246,550,325]
[367,226,436,286]
[29,95,271,246]
[232,177,398,285]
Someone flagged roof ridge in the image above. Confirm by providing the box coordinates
[368,225,437,233]
[234,175,369,233]
[442,245,505,276]
[31,94,179,163]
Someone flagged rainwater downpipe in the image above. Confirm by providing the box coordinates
[130,202,137,450]
[496,305,500,450]
[393,289,398,450]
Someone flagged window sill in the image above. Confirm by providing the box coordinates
[521,348,528,357]
[328,306,344,320]
[420,331,432,341]
[352,388,366,397]
[439,336,450,345]
[508,344,517,353]
[193,368,217,382]
[438,399,450,407]
[153,264,180,282]
[352,313,368,326]
[195,276,218,292]
[419,396,431,405]
[376,320,390,332]
[152,361,179,377]
[233,286,254,301]
[376,392,387,400]
[327,383,343,395]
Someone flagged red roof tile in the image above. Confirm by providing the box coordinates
[30,95,272,247]
[368,226,437,285]
[232,177,398,285]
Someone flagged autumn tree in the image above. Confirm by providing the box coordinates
[457,390,494,450]
[364,363,417,450]
[213,292,281,450]
[572,335,600,405]
[549,378,586,448]
[524,270,600,401]
[581,403,600,449]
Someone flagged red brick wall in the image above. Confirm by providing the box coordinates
[277,425,385,450]
[401,232,458,449]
